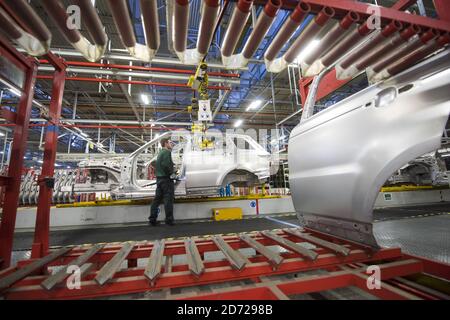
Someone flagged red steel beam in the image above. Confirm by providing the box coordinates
[296,0,450,106]
[433,0,450,22]
[31,56,67,259]
[35,75,232,91]
[256,1,450,32]
[299,69,350,105]
[0,35,37,269]
[391,0,417,10]
[38,59,240,78]
[2,248,402,299]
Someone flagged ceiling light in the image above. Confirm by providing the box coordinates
[246,100,263,111]
[0,79,21,96]
[234,119,243,128]
[141,94,150,105]
[296,39,320,63]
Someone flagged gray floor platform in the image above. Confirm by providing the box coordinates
[10,203,450,266]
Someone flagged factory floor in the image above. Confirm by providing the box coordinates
[7,202,450,300]
[11,202,450,265]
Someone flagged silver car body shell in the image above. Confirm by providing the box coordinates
[288,49,450,248]
[77,132,275,199]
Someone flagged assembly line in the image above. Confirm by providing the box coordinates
[0,0,449,302]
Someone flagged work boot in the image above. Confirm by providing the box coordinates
[149,220,159,226]
[165,220,175,226]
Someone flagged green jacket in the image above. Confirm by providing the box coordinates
[155,148,174,177]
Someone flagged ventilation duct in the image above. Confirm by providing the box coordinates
[0,0,51,56]
[41,0,107,62]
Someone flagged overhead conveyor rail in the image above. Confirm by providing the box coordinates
[0,228,448,300]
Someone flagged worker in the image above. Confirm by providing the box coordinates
[149,137,176,226]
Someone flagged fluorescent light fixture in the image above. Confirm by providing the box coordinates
[0,79,21,96]
[33,100,44,108]
[441,154,450,157]
[246,100,263,111]
[234,119,243,128]
[296,39,320,63]
[66,166,71,169]
[9,87,21,97]
[37,159,43,163]
[141,94,150,105]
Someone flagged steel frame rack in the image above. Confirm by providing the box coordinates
[0,227,448,300]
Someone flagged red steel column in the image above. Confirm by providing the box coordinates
[31,56,66,259]
[0,39,37,269]
[433,0,450,22]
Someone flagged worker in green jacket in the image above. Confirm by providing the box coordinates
[149,137,176,226]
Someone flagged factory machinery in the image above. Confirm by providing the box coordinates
[0,0,450,299]
[10,150,449,206]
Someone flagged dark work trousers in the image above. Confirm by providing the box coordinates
[149,177,174,223]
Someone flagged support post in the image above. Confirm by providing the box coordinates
[0,36,37,269]
[31,54,66,259]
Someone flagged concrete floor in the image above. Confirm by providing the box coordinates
[10,203,450,266]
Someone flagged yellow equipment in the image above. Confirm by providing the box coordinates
[212,207,243,221]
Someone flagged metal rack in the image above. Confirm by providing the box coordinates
[0,227,448,300]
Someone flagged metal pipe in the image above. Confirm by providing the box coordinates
[23,48,249,70]
[301,30,381,122]
[212,90,231,120]
[38,59,240,78]
[354,24,421,71]
[284,7,335,64]
[36,75,232,91]
[302,11,360,75]
[197,0,220,55]
[373,33,450,81]
[0,6,50,56]
[34,118,193,126]
[221,0,254,57]
[242,0,281,59]
[37,65,239,85]
[369,28,439,74]
[320,21,372,68]
[337,20,403,70]
[3,0,51,43]
[389,35,450,75]
[174,0,190,53]
[264,2,311,62]
[107,0,136,48]
[41,0,106,61]
[140,0,160,51]
[277,30,381,126]
[107,0,159,62]
[73,0,108,47]
[0,8,23,40]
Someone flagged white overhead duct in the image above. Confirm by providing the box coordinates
[0,0,51,56]
[220,0,281,69]
[107,0,160,63]
[41,0,107,62]
[168,0,220,64]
